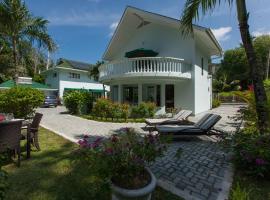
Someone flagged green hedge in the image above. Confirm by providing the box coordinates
[92,98,130,120]
[0,87,44,119]
[64,90,94,115]
[92,98,156,120]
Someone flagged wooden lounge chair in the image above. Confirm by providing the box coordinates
[156,114,222,136]
[22,112,43,151]
[0,119,23,166]
[145,110,192,126]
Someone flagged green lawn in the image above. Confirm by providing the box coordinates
[230,170,270,200]
[3,127,183,200]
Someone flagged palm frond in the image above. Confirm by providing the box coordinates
[180,0,233,35]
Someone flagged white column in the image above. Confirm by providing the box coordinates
[160,83,166,114]
[118,84,122,103]
[138,83,142,104]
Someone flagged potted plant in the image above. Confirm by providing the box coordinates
[78,127,168,200]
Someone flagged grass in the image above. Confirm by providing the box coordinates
[80,114,146,123]
[3,127,183,200]
[230,170,270,200]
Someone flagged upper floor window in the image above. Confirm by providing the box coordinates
[69,72,80,79]
[201,57,204,76]
[53,72,57,78]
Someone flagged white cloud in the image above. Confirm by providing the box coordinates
[252,28,270,37]
[211,27,232,42]
[109,21,119,36]
[48,10,119,27]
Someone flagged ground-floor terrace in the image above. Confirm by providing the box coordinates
[37,104,242,200]
[108,78,211,115]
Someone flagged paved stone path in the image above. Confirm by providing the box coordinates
[38,104,243,200]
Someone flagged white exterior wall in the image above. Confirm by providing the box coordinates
[111,23,194,62]
[193,44,211,114]
[104,22,213,115]
[45,68,108,98]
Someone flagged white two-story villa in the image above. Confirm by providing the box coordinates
[99,6,222,115]
[43,58,108,99]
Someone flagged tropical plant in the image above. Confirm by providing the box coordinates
[212,98,221,108]
[64,90,93,115]
[130,102,156,118]
[0,0,56,76]
[0,87,44,119]
[181,0,269,133]
[78,128,167,189]
[89,61,106,96]
[230,183,250,200]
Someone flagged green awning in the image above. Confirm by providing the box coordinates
[0,80,56,90]
[89,89,104,93]
[125,48,158,58]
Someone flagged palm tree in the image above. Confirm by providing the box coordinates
[89,61,106,97]
[0,0,56,76]
[181,0,269,133]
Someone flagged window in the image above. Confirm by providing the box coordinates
[201,57,204,76]
[53,72,57,78]
[69,72,80,79]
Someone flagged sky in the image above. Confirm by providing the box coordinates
[24,0,270,64]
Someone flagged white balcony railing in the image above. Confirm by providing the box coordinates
[99,57,192,81]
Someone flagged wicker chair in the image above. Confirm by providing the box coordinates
[27,113,43,151]
[0,120,23,166]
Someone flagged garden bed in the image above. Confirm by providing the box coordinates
[3,127,183,200]
[230,170,270,200]
[80,114,145,123]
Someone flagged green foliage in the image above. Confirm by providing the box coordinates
[92,98,130,120]
[0,87,44,119]
[78,128,168,188]
[130,102,156,118]
[0,154,8,200]
[212,98,221,108]
[232,132,270,178]
[230,183,250,200]
[64,90,93,115]
[32,74,45,84]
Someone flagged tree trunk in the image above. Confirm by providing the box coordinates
[236,0,269,133]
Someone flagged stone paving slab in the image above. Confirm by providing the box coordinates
[149,140,233,200]
[38,104,242,200]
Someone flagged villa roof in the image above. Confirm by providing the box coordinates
[56,58,94,71]
[103,6,222,61]
[0,80,57,91]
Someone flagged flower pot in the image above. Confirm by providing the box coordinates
[111,168,157,200]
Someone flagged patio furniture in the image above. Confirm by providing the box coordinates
[145,110,192,127]
[21,113,43,155]
[156,114,222,136]
[0,119,23,166]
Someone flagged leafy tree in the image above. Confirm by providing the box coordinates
[0,0,56,76]
[217,47,249,88]
[181,0,269,133]
[89,61,106,97]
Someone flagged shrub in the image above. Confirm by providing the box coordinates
[92,98,113,118]
[232,132,270,178]
[78,128,168,188]
[64,90,94,115]
[92,99,130,120]
[0,87,44,119]
[212,99,221,108]
[130,102,156,118]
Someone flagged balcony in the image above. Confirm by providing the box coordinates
[99,57,192,82]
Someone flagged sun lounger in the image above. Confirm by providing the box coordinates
[156,114,222,136]
[145,110,192,126]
